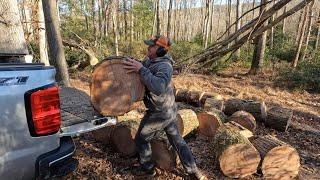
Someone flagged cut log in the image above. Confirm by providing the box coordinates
[224,98,267,122]
[213,125,260,178]
[151,132,177,170]
[265,107,293,132]
[196,109,225,137]
[91,125,115,145]
[227,111,257,133]
[111,120,139,157]
[203,97,224,111]
[176,109,199,137]
[251,135,300,179]
[175,89,222,106]
[225,122,254,139]
[90,57,145,116]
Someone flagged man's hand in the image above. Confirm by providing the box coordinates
[123,58,143,73]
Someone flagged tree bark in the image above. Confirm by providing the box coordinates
[175,89,222,107]
[282,5,286,34]
[251,135,300,179]
[269,0,276,50]
[123,0,128,41]
[203,0,211,48]
[249,0,268,75]
[203,97,224,111]
[156,0,160,35]
[0,0,28,57]
[38,0,49,66]
[227,111,256,132]
[42,0,70,86]
[292,5,309,68]
[112,1,119,56]
[213,124,260,178]
[92,0,97,43]
[224,98,267,122]
[265,106,293,132]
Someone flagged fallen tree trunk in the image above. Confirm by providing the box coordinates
[227,111,257,133]
[265,107,293,132]
[213,124,260,178]
[251,135,300,179]
[175,89,222,107]
[203,97,224,111]
[90,57,145,116]
[176,109,199,137]
[196,108,226,137]
[224,98,267,122]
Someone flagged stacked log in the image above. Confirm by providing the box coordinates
[213,124,261,178]
[196,108,226,137]
[203,97,224,111]
[90,57,145,116]
[176,109,199,137]
[227,111,257,133]
[224,98,267,122]
[265,107,293,132]
[251,135,300,179]
[175,88,222,107]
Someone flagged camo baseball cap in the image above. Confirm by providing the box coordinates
[144,35,172,50]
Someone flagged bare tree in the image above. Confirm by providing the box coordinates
[0,0,28,62]
[42,0,70,86]
[300,0,315,62]
[234,0,242,60]
[156,0,160,35]
[112,0,119,56]
[292,5,309,68]
[204,0,211,48]
[249,0,268,75]
[38,0,49,66]
[315,11,320,50]
[167,0,173,38]
[269,0,275,50]
[282,5,287,34]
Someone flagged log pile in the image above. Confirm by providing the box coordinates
[265,106,293,132]
[175,88,222,107]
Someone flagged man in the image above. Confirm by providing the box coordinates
[123,35,206,180]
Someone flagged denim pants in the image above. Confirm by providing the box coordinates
[135,109,198,174]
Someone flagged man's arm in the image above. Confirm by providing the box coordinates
[139,62,172,96]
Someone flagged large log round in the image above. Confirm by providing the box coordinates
[265,107,293,132]
[224,98,267,122]
[91,125,115,145]
[196,109,225,137]
[213,125,260,178]
[176,109,199,137]
[251,135,300,179]
[111,120,139,157]
[227,111,257,133]
[90,57,145,116]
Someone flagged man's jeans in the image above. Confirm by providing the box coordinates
[135,109,198,174]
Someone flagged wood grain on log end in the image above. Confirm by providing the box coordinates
[197,111,223,137]
[176,109,199,137]
[227,111,257,132]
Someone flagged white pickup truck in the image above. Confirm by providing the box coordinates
[0,62,116,179]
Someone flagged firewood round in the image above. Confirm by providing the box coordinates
[90,57,145,116]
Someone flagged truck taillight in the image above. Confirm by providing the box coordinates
[30,86,61,136]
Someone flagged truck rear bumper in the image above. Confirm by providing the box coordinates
[36,136,77,179]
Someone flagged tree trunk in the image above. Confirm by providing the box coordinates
[156,0,160,35]
[176,109,199,137]
[234,0,242,60]
[226,0,232,37]
[282,5,286,34]
[38,0,49,66]
[224,98,267,122]
[213,125,260,178]
[42,0,70,86]
[175,89,222,107]
[265,106,293,132]
[167,0,173,38]
[92,0,97,43]
[251,135,300,179]
[112,1,119,56]
[300,0,315,62]
[295,10,305,45]
[249,0,268,75]
[269,0,276,50]
[315,11,320,50]
[196,109,226,137]
[130,0,134,44]
[203,0,211,48]
[227,111,256,132]
[292,5,309,68]
[0,0,28,57]
[123,0,128,41]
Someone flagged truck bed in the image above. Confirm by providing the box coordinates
[59,87,104,127]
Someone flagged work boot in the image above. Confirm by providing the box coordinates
[189,169,207,180]
[131,165,156,177]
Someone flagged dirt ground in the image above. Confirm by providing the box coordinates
[63,67,320,180]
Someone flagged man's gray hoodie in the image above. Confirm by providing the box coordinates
[139,54,176,114]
